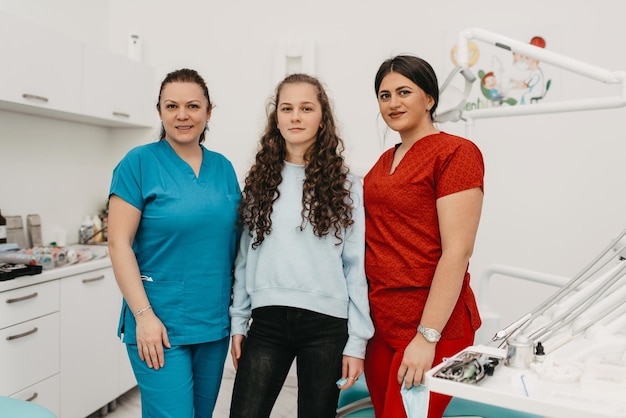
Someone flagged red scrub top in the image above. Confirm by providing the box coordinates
[364,132,484,341]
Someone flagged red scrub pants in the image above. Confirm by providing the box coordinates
[364,314,474,418]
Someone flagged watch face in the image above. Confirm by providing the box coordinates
[419,325,441,342]
[425,329,439,342]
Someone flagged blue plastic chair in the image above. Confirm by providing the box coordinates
[444,397,542,417]
[336,375,375,417]
[0,397,57,418]
[336,375,542,418]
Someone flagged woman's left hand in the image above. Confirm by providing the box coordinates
[337,355,364,389]
[397,336,436,388]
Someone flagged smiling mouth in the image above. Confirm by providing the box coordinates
[177,125,193,130]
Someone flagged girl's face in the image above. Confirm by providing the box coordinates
[276,82,323,156]
[158,81,211,146]
[377,72,434,135]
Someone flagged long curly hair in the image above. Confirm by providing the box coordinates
[239,73,354,249]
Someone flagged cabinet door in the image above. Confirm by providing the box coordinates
[82,45,156,128]
[59,268,121,418]
[0,12,82,115]
[116,299,138,393]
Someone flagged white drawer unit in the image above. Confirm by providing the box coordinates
[0,312,60,396]
[0,258,136,417]
[0,280,60,329]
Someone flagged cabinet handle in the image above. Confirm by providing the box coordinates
[25,392,39,402]
[6,327,38,341]
[82,274,105,284]
[112,111,130,118]
[22,93,49,103]
[6,292,38,304]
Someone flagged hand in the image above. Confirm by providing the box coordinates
[135,311,170,370]
[397,336,436,389]
[337,355,364,390]
[230,334,245,370]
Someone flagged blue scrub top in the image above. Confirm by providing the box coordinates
[110,140,241,345]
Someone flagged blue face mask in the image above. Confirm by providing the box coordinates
[400,384,430,418]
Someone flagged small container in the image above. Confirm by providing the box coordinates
[506,335,534,369]
[0,209,7,244]
[534,341,546,363]
[79,215,95,245]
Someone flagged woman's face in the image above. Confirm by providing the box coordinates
[276,82,323,155]
[158,81,211,146]
[377,71,434,135]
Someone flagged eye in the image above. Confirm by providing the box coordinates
[189,103,200,109]
[166,103,177,109]
[280,106,292,112]
[399,90,411,97]
[378,92,390,101]
[302,106,313,112]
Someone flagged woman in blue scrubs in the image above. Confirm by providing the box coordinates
[108,68,240,417]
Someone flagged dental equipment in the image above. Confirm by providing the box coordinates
[490,229,626,346]
[448,27,626,138]
[436,65,477,123]
[526,262,626,343]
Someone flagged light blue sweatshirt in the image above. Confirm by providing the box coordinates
[230,162,374,358]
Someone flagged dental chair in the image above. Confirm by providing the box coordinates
[0,397,57,418]
[336,375,541,417]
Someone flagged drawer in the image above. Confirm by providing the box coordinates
[10,373,60,418]
[0,312,60,395]
[0,280,59,329]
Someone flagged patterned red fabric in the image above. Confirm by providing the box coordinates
[364,132,484,341]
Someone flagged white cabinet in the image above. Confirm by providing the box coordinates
[0,12,155,129]
[0,280,60,416]
[0,12,82,116]
[82,45,156,128]
[0,259,136,418]
[59,266,131,418]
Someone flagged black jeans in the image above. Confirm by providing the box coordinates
[229,306,348,418]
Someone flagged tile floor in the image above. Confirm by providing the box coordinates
[92,367,299,418]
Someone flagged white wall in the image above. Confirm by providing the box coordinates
[2,0,626,329]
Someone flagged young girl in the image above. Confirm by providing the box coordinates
[229,73,374,418]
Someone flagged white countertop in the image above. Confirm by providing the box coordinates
[0,246,112,293]
[425,344,626,418]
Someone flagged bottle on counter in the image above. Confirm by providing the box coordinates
[0,209,6,244]
[92,215,103,243]
[79,215,95,245]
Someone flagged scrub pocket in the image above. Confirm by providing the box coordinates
[142,279,185,338]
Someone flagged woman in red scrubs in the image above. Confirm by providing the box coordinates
[363,55,484,418]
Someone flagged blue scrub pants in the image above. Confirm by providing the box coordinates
[126,337,229,418]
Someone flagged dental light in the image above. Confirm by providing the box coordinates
[436,64,477,123]
[446,27,626,137]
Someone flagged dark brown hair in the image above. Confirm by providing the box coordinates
[374,55,439,121]
[156,68,213,144]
